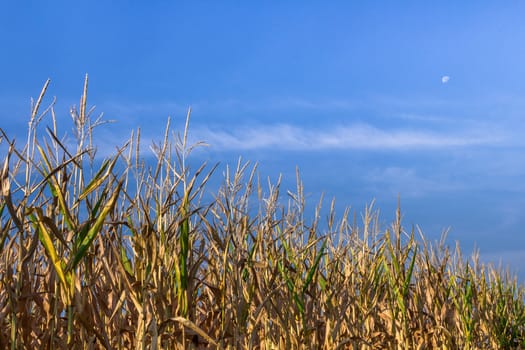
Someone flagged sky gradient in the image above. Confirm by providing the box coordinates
[2,2,525,280]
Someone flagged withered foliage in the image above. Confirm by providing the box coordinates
[1,77,524,349]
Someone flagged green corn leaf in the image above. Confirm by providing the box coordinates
[29,208,68,289]
[179,212,189,284]
[397,290,406,316]
[385,231,407,312]
[318,273,327,292]
[36,145,76,231]
[69,179,123,271]
[120,246,133,276]
[286,278,295,295]
[383,258,404,317]
[79,157,118,200]
[177,192,190,317]
[293,293,305,315]
[36,144,52,173]
[402,245,418,299]
[76,190,107,249]
[278,260,295,294]
[281,236,293,259]
[173,245,181,286]
[302,239,326,295]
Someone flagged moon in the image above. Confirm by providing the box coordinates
[441,75,450,84]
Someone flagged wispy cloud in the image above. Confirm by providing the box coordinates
[365,167,460,198]
[190,123,500,152]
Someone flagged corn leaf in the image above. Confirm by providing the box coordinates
[36,144,76,231]
[302,239,326,295]
[29,208,68,289]
[120,246,134,276]
[69,179,123,271]
[78,156,118,201]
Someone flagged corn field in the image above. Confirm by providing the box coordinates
[1,77,524,349]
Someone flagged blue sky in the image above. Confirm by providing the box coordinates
[2,2,525,279]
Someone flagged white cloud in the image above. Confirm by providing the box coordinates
[366,167,459,197]
[189,123,499,152]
